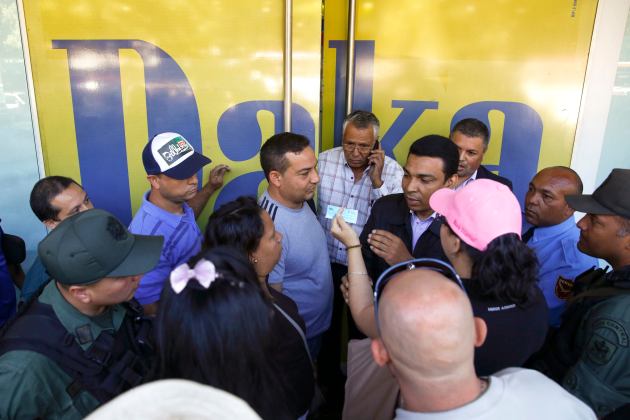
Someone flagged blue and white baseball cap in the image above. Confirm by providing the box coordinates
[142,132,211,180]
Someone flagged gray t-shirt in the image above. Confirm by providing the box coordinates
[259,191,333,339]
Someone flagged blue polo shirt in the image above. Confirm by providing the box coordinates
[526,217,598,327]
[129,192,202,305]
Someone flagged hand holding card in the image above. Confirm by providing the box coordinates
[330,208,361,247]
[325,204,359,224]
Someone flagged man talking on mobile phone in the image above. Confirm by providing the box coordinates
[316,110,404,411]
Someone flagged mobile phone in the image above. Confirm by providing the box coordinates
[369,140,380,166]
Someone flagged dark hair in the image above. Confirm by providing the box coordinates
[343,110,380,139]
[259,132,310,180]
[204,196,263,254]
[459,233,540,305]
[408,135,459,179]
[451,118,490,147]
[29,176,80,222]
[153,247,292,420]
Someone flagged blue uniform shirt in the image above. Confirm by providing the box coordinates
[527,217,598,326]
[129,192,202,305]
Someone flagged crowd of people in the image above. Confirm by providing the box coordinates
[0,112,628,419]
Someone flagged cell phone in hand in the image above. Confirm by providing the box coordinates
[369,140,380,166]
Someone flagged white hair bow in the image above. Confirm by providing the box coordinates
[169,259,219,294]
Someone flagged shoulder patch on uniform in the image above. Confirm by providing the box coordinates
[554,276,574,300]
[585,319,629,365]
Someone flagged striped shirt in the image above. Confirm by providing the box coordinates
[317,147,404,264]
[129,192,202,305]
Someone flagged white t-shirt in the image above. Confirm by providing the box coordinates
[395,368,595,420]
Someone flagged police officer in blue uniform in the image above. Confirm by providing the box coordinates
[523,166,598,326]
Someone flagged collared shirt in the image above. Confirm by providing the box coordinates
[129,192,202,305]
[317,146,404,264]
[411,211,436,248]
[39,281,125,350]
[526,217,599,327]
[0,281,126,419]
[455,169,478,191]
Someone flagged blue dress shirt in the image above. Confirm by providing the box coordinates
[526,217,598,327]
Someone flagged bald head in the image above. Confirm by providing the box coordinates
[377,269,479,380]
[525,166,583,227]
[541,166,582,194]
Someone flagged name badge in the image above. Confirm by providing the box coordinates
[325,205,359,224]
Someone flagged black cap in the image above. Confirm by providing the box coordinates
[566,168,630,219]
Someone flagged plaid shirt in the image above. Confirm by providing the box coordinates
[317,147,404,264]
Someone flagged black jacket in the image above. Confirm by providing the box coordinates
[359,193,448,281]
[476,165,513,190]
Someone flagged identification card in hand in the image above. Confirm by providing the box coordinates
[325,205,359,224]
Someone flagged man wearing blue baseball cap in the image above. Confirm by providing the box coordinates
[129,132,230,314]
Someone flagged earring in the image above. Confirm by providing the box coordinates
[252,258,259,264]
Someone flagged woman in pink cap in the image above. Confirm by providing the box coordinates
[332,179,548,376]
[429,178,548,375]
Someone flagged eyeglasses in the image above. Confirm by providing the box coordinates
[373,258,465,334]
[342,143,372,153]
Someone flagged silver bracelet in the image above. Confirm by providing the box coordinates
[348,271,368,276]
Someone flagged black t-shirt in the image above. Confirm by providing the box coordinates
[464,279,549,376]
[269,288,315,417]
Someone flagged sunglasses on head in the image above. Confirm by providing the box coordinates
[373,258,465,334]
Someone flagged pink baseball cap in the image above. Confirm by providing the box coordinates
[429,179,522,251]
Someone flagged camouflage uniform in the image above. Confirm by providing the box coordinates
[532,265,630,417]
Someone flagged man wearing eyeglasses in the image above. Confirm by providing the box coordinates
[317,110,404,274]
[316,110,403,408]
[372,266,595,419]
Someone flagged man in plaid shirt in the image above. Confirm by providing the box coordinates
[316,110,403,407]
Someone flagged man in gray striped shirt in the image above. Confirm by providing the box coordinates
[259,132,333,359]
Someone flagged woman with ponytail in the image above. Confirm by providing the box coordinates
[430,179,548,375]
[152,246,293,420]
